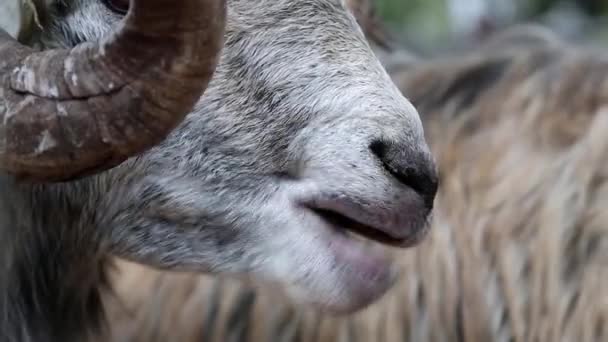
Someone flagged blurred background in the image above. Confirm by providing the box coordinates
[1,1,607,52]
[375,0,608,54]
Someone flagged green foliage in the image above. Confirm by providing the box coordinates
[376,0,449,48]
[520,0,558,17]
[375,0,608,24]
[374,0,608,49]
[376,0,447,32]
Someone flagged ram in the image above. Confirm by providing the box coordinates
[103,4,608,342]
[0,0,439,341]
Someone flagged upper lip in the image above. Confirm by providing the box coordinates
[302,194,431,248]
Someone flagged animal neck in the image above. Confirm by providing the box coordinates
[0,175,109,342]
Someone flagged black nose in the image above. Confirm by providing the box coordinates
[370,139,439,209]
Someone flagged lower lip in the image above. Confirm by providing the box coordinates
[327,228,397,288]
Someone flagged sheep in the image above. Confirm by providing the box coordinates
[101,15,608,342]
[0,0,439,341]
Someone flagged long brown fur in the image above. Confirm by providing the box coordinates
[101,4,608,342]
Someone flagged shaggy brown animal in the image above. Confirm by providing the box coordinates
[101,12,608,342]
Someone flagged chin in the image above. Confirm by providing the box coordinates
[251,182,433,314]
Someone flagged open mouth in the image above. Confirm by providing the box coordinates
[306,194,427,248]
[310,208,409,247]
[276,190,432,312]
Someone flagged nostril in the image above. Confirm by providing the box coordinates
[370,140,439,209]
[369,140,388,161]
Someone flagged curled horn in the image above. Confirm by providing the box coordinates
[0,0,226,182]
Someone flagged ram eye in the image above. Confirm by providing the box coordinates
[102,0,130,15]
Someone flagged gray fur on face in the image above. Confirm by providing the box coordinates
[2,1,436,335]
